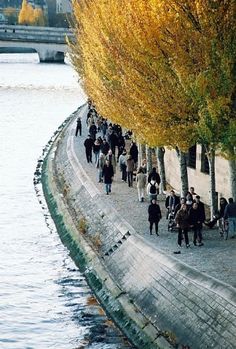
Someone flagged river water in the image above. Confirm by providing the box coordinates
[0,54,133,349]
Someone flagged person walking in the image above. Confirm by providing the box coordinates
[84,135,94,163]
[126,155,135,187]
[147,179,159,202]
[136,167,146,202]
[97,152,105,183]
[130,141,138,167]
[118,149,127,182]
[106,149,116,175]
[175,203,190,248]
[148,167,161,185]
[224,198,236,239]
[148,199,162,236]
[102,159,114,195]
[93,138,101,165]
[89,122,97,141]
[75,116,82,136]
[189,202,204,246]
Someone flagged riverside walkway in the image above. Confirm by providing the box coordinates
[72,105,236,288]
[44,103,236,348]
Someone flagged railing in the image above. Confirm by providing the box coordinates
[0,25,74,44]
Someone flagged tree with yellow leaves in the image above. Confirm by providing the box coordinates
[70,0,199,195]
[18,0,45,26]
[18,0,34,25]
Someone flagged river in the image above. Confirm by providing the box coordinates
[0,53,133,349]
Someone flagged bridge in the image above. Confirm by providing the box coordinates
[0,25,75,63]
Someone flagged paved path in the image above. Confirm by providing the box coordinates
[72,106,236,288]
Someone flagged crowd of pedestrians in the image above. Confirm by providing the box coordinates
[75,104,236,249]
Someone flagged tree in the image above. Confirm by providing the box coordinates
[18,0,34,25]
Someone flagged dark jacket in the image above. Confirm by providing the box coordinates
[84,137,94,150]
[224,202,236,219]
[195,201,206,222]
[102,164,114,184]
[175,209,189,229]
[100,142,110,155]
[130,143,138,163]
[148,203,162,222]
[189,207,202,226]
[148,171,161,185]
[165,195,180,210]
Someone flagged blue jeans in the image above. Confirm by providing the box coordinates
[228,217,236,238]
[105,183,111,193]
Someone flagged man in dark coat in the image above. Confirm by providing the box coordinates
[100,139,110,156]
[89,122,97,141]
[189,202,204,246]
[102,159,114,194]
[75,116,82,136]
[84,135,94,163]
[148,199,162,235]
[130,141,138,165]
[165,190,180,218]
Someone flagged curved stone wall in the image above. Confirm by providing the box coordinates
[41,105,236,349]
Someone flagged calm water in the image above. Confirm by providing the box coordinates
[0,54,132,349]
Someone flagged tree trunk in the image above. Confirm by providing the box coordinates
[176,148,189,197]
[146,145,152,174]
[229,159,236,201]
[156,147,166,193]
[137,143,143,168]
[205,147,217,218]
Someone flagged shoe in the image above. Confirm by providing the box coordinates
[173,251,181,254]
[178,244,182,248]
[193,242,197,246]
[150,232,153,235]
[156,232,159,236]
[141,197,144,202]
[186,244,190,248]
[198,242,204,246]
[106,192,109,195]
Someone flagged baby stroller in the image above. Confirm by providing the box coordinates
[167,208,177,231]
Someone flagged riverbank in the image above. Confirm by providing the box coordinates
[42,104,236,349]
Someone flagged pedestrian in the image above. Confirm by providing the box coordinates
[136,167,146,202]
[194,195,206,224]
[117,134,125,162]
[147,179,159,202]
[75,116,82,136]
[126,155,135,187]
[101,119,108,138]
[118,149,127,182]
[84,134,94,163]
[185,192,193,212]
[100,138,110,156]
[224,198,236,239]
[205,198,228,234]
[93,138,101,165]
[189,186,197,201]
[148,198,162,236]
[102,159,114,195]
[189,202,204,246]
[175,203,190,248]
[89,122,97,141]
[97,152,105,182]
[165,190,180,218]
[130,141,138,167]
[148,167,161,185]
[106,149,116,175]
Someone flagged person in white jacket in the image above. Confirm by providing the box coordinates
[136,167,146,202]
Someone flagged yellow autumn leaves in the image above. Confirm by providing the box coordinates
[70,0,236,156]
[18,0,45,26]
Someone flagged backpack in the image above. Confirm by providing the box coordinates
[150,182,157,194]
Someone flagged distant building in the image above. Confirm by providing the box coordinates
[56,0,72,14]
[0,13,7,24]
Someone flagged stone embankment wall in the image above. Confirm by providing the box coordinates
[41,105,236,349]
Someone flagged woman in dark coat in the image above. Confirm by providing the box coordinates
[102,159,114,195]
[148,199,162,236]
